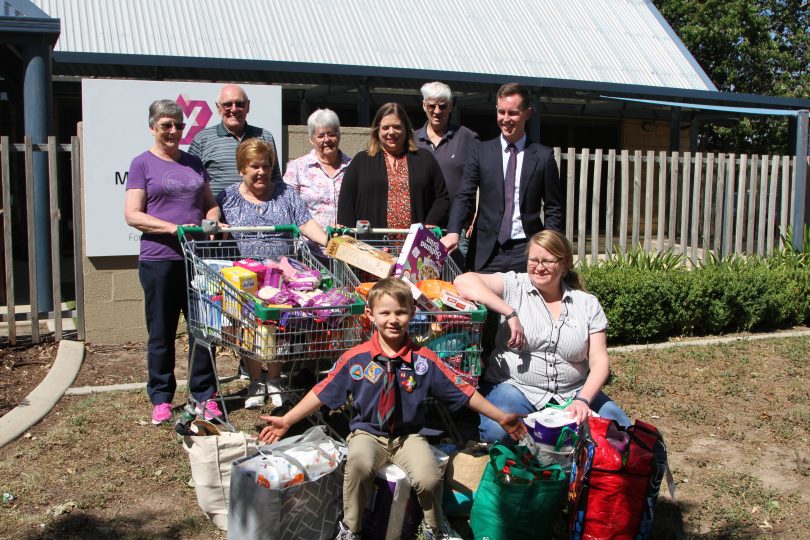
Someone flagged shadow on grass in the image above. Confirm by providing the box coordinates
[648,498,762,539]
[21,511,214,540]
[650,498,687,539]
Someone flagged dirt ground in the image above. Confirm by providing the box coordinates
[1,332,809,539]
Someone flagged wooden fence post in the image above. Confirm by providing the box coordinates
[1,137,15,345]
[591,149,603,262]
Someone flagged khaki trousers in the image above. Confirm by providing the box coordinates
[342,430,443,533]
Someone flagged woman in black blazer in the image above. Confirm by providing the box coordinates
[337,102,449,229]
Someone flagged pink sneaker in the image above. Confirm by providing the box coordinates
[151,403,173,425]
[195,397,223,420]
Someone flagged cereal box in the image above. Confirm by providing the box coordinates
[326,236,396,279]
[393,224,447,283]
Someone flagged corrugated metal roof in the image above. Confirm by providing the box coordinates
[31,0,716,91]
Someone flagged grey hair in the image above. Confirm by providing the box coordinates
[148,99,183,126]
[420,81,452,102]
[307,108,341,138]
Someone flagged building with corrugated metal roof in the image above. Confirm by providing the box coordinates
[1,0,809,344]
[4,0,809,153]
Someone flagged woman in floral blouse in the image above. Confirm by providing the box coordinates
[283,109,351,255]
[337,102,449,231]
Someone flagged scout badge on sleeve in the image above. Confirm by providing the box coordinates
[349,364,364,381]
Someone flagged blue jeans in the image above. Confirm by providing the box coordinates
[139,259,217,404]
[478,381,631,443]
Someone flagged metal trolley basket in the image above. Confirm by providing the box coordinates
[327,226,487,443]
[179,223,365,429]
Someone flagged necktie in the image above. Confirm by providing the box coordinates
[376,356,400,432]
[498,143,517,245]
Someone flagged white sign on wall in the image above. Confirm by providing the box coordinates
[81,79,283,257]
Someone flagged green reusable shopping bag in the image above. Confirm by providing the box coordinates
[469,443,567,540]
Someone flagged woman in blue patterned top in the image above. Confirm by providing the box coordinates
[216,138,327,408]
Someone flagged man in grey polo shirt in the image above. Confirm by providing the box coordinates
[189,84,282,195]
[189,83,282,382]
[413,81,479,269]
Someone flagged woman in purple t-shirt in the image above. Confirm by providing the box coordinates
[124,99,223,426]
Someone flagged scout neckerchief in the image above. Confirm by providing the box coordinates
[376,355,402,432]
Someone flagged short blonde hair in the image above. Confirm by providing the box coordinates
[236,138,277,173]
[367,277,414,312]
[527,230,585,290]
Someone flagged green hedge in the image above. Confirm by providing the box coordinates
[579,258,810,345]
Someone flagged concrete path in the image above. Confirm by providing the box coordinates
[0,340,84,448]
[1,328,809,449]
[610,328,810,352]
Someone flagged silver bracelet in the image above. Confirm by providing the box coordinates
[573,396,591,407]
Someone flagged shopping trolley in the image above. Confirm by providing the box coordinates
[327,224,486,444]
[178,222,365,431]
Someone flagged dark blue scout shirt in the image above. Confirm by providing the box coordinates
[313,333,475,437]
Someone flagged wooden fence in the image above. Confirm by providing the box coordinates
[556,149,798,264]
[0,135,802,345]
[0,135,85,345]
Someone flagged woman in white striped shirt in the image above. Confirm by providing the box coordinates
[455,230,630,443]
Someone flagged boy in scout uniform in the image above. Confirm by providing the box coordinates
[259,277,526,540]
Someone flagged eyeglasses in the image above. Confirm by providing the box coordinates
[155,121,186,131]
[313,131,339,140]
[527,258,562,270]
[424,102,449,111]
[219,100,247,110]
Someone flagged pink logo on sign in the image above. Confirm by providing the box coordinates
[176,94,213,145]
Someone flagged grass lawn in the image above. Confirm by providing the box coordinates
[0,335,808,539]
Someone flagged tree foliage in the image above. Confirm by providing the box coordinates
[654,0,809,154]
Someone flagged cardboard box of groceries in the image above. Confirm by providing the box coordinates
[326,236,396,279]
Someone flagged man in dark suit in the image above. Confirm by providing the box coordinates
[441,83,564,273]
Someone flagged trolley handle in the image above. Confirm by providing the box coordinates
[178,220,301,239]
[328,221,443,239]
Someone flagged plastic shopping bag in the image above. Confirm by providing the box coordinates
[469,443,567,540]
[568,417,672,540]
[227,426,347,540]
[181,429,259,531]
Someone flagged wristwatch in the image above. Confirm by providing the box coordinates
[504,310,518,321]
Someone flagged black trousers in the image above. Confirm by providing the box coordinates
[139,259,217,404]
[480,238,529,274]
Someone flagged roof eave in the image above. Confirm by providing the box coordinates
[52,51,810,111]
[0,15,60,44]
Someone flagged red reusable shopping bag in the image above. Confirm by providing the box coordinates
[567,417,669,540]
